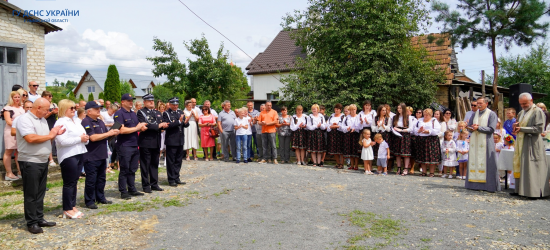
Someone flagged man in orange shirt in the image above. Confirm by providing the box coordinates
[257,101,279,164]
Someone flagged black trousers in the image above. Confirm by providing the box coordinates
[60,154,84,211]
[166,145,183,184]
[19,161,48,227]
[84,159,107,206]
[139,147,160,191]
[117,146,139,194]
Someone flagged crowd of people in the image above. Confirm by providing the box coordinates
[2,81,550,235]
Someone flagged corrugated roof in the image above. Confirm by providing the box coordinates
[0,1,62,34]
[245,30,306,75]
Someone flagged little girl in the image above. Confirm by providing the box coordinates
[360,129,374,175]
[502,135,516,188]
[441,131,458,179]
[494,133,505,181]
[375,133,389,176]
[456,130,469,180]
[453,121,468,141]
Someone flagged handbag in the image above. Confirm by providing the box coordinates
[209,126,219,138]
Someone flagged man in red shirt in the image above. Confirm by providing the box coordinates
[257,101,279,164]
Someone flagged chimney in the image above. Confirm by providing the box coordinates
[462,69,465,74]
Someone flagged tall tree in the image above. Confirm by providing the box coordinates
[88,93,94,102]
[98,92,104,100]
[69,92,76,102]
[147,35,250,104]
[432,0,549,114]
[280,0,444,109]
[486,43,550,106]
[104,65,121,103]
[151,84,174,103]
[78,93,85,101]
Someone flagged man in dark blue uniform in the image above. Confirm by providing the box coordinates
[114,93,148,199]
[137,94,168,193]
[81,101,120,209]
[163,97,190,187]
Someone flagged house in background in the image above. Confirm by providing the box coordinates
[73,70,160,103]
[245,30,306,110]
[0,0,62,162]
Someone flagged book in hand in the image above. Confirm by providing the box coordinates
[108,121,122,142]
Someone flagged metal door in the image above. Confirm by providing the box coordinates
[0,43,27,159]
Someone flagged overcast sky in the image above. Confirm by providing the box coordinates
[11,0,548,85]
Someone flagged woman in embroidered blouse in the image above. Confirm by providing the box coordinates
[372,105,391,164]
[390,103,414,175]
[359,100,376,133]
[183,100,199,160]
[342,104,362,170]
[413,108,442,177]
[306,104,326,167]
[3,91,25,181]
[442,109,457,132]
[434,110,447,175]
[291,105,308,165]
[327,103,345,169]
[276,106,292,164]
[55,99,89,219]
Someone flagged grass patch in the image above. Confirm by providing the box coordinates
[1,200,23,208]
[162,198,187,207]
[96,201,157,215]
[212,189,232,197]
[341,210,406,250]
[46,180,64,189]
[0,190,23,197]
[420,238,431,242]
[106,170,119,182]
[0,205,61,221]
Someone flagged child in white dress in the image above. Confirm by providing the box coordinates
[456,130,469,180]
[494,133,505,180]
[503,135,516,188]
[360,129,374,174]
[441,131,458,179]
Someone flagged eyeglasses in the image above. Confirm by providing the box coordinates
[416,112,422,114]
[46,95,52,98]
[69,106,76,111]
[445,112,451,115]
[471,105,477,107]
[31,85,39,87]
[22,94,28,97]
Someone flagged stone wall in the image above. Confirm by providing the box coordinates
[0,8,46,93]
[436,85,449,108]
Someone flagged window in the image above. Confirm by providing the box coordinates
[6,48,21,64]
[0,48,3,63]
[88,86,95,93]
[147,87,152,94]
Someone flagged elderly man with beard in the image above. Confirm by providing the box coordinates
[511,93,550,199]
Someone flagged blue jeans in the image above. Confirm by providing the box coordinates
[247,134,254,159]
[236,135,248,161]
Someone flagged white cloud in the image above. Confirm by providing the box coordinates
[254,36,273,48]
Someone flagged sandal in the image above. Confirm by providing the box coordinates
[421,173,427,177]
[63,211,82,219]
[401,168,408,176]
[337,165,344,169]
[429,173,435,177]
[348,166,354,170]
[396,167,401,175]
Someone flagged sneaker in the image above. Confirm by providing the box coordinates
[382,172,387,176]
[49,161,56,167]
[441,174,448,178]
[236,160,240,164]
[462,176,466,180]
[456,176,462,179]
[259,160,266,164]
[244,160,248,164]
[448,175,453,179]
[273,160,279,165]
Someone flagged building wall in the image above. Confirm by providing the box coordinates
[0,8,46,92]
[436,85,450,108]
[252,73,290,101]
[75,80,102,100]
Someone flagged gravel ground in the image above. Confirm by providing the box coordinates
[1,159,550,249]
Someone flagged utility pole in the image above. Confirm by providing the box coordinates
[481,70,485,98]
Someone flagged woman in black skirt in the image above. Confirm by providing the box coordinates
[372,105,391,165]
[390,103,414,175]
[408,107,421,174]
[413,108,442,177]
[306,104,326,167]
[291,105,308,165]
[327,103,345,169]
[342,104,362,170]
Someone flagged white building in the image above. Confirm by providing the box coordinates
[245,30,305,110]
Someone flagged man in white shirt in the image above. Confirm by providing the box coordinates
[27,81,41,103]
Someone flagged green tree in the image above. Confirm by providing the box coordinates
[52,78,60,87]
[98,92,104,100]
[280,0,444,109]
[104,65,121,103]
[88,93,94,102]
[147,35,250,105]
[432,0,549,114]
[65,80,77,91]
[120,80,135,96]
[69,92,76,102]
[78,93,85,101]
[151,84,174,103]
[486,43,550,107]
